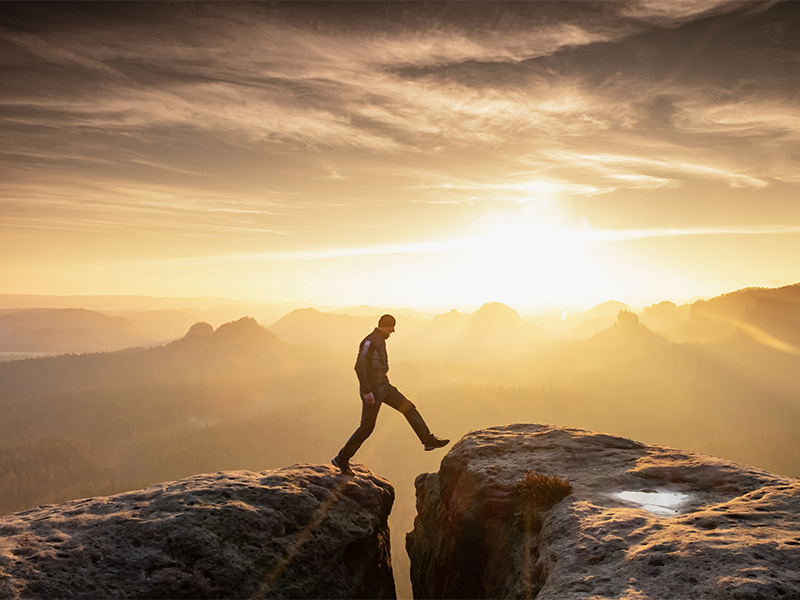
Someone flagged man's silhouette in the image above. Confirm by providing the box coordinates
[332,314,449,475]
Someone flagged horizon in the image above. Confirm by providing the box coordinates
[1,278,797,316]
[2,2,800,311]
[0,281,767,317]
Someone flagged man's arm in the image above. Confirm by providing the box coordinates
[354,337,375,404]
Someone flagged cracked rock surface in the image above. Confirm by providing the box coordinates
[0,464,395,599]
[406,423,800,599]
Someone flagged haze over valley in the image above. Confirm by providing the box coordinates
[2,283,800,597]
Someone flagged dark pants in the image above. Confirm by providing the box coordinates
[337,383,431,461]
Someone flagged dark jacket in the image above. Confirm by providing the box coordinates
[354,327,390,396]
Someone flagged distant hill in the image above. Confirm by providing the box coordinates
[560,310,670,371]
[468,302,534,331]
[190,303,325,329]
[270,308,374,349]
[0,304,296,355]
[527,300,636,337]
[167,317,279,352]
[270,307,434,352]
[329,305,434,320]
[0,295,328,341]
[0,316,337,515]
[673,283,800,342]
[0,317,284,402]
[578,300,635,320]
[267,303,546,360]
[460,302,544,346]
[0,308,151,354]
[640,300,691,333]
[548,302,800,408]
[0,294,248,312]
[106,309,201,343]
[744,296,800,351]
[424,308,468,332]
[392,302,547,361]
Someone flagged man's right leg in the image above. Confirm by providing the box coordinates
[381,384,448,450]
[336,396,381,464]
[381,385,431,443]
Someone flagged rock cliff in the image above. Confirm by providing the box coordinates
[406,424,800,599]
[0,464,395,599]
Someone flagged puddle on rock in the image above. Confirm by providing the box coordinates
[616,490,691,516]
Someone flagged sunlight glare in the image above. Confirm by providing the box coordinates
[445,210,603,307]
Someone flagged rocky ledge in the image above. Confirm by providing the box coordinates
[406,424,800,599]
[0,464,395,599]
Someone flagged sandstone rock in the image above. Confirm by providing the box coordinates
[406,423,800,599]
[0,464,395,599]
[184,322,214,338]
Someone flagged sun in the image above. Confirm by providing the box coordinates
[450,213,598,306]
[346,186,633,311]
[283,185,650,311]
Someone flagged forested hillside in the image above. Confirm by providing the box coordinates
[2,306,800,516]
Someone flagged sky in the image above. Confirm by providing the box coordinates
[2,1,799,312]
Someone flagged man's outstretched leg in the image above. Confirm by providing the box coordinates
[333,397,381,476]
[424,433,450,451]
[383,384,449,451]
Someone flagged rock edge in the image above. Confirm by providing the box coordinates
[0,463,396,599]
[406,423,800,599]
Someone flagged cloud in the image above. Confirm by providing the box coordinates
[617,0,746,24]
[2,1,796,179]
[0,180,298,237]
[603,174,679,190]
[541,150,769,189]
[587,224,800,243]
[0,3,693,152]
[114,218,800,278]
[409,178,607,200]
[2,0,799,295]
[684,99,800,138]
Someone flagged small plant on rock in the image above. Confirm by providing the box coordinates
[515,470,572,513]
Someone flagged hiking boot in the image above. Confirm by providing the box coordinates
[332,456,355,476]
[424,434,450,451]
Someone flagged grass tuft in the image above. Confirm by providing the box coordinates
[515,470,572,511]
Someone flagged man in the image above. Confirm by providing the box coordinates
[332,314,449,476]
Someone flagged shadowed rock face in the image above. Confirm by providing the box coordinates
[406,424,800,600]
[0,464,395,599]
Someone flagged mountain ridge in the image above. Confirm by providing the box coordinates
[0,317,284,402]
[3,281,800,355]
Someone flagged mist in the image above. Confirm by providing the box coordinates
[1,284,799,596]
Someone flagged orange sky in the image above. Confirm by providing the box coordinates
[2,1,799,311]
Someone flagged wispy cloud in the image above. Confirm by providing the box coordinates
[407,177,607,201]
[0,181,298,237]
[124,221,800,272]
[541,150,769,189]
[2,2,799,304]
[2,1,796,177]
[683,99,800,138]
[603,174,679,190]
[618,0,745,24]
[587,224,800,243]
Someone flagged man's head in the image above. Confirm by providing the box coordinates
[377,313,396,337]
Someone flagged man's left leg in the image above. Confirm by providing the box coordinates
[383,385,449,450]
